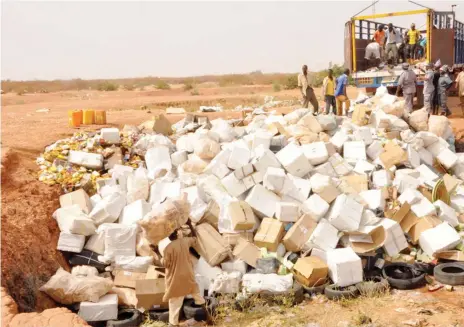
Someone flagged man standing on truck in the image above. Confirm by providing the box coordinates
[298,65,319,114]
[438,65,453,117]
[407,23,421,62]
[322,69,336,114]
[385,23,399,65]
[396,63,417,114]
[335,68,351,116]
[455,66,464,115]
[424,63,435,114]
[372,24,386,60]
[162,228,208,327]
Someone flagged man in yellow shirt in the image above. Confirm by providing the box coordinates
[407,23,421,62]
[322,69,336,114]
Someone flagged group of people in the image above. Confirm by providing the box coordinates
[298,61,457,118]
[298,64,351,115]
[367,23,426,65]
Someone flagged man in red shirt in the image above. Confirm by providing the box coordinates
[372,24,385,61]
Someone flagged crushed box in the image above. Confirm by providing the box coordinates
[254,218,285,252]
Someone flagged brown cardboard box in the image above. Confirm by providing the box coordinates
[346,226,386,254]
[352,104,370,126]
[254,218,285,252]
[318,185,341,204]
[293,256,328,287]
[135,278,168,310]
[407,216,442,244]
[341,175,368,193]
[232,239,261,267]
[380,142,407,169]
[435,250,464,261]
[223,231,254,248]
[400,211,420,233]
[113,270,147,289]
[199,200,219,230]
[194,223,232,266]
[138,114,173,135]
[59,189,92,214]
[104,147,123,170]
[270,122,290,138]
[228,201,256,231]
[385,131,400,140]
[443,174,459,193]
[283,214,318,252]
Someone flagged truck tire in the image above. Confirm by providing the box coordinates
[183,297,217,321]
[434,263,464,285]
[302,281,330,295]
[382,263,426,290]
[148,308,170,323]
[324,284,359,300]
[106,309,142,327]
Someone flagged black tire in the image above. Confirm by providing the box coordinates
[382,263,426,290]
[413,262,435,275]
[355,277,389,296]
[302,281,330,295]
[106,309,142,327]
[324,284,359,300]
[148,308,170,323]
[434,263,464,285]
[183,296,217,321]
[292,283,305,305]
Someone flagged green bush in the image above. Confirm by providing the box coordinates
[155,80,171,90]
[183,82,194,91]
[272,82,281,92]
[284,75,298,90]
[97,82,118,91]
[191,89,200,96]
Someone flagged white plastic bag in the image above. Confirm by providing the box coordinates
[126,167,149,204]
[111,256,153,273]
[208,271,242,296]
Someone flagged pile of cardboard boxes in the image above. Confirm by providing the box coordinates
[38,97,464,323]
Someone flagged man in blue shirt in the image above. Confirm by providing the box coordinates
[335,68,350,116]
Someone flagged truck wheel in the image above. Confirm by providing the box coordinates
[324,284,359,300]
[434,263,464,285]
[148,308,170,323]
[106,308,142,327]
[382,263,426,290]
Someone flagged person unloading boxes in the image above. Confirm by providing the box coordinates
[396,63,417,115]
[162,226,209,327]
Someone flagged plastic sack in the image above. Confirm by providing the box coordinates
[138,195,190,245]
[256,257,279,274]
[134,134,176,154]
[109,287,137,307]
[136,232,156,257]
[375,85,388,98]
[284,109,310,125]
[380,93,398,106]
[178,157,209,175]
[39,268,113,304]
[208,271,242,296]
[111,256,153,273]
[176,134,196,153]
[382,100,404,117]
[103,225,137,261]
[408,108,429,132]
[242,273,293,294]
[428,115,450,138]
[89,192,126,226]
[71,265,99,278]
[365,42,380,59]
[126,167,149,204]
[211,119,237,143]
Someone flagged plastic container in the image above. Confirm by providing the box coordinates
[83,109,95,125]
[68,110,83,127]
[95,110,107,125]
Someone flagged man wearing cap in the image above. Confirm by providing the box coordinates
[423,63,435,113]
[407,23,421,62]
[298,65,319,114]
[396,62,417,114]
[455,66,464,115]
[438,65,453,116]
[385,23,399,65]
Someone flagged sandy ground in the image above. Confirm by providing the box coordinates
[2,85,464,325]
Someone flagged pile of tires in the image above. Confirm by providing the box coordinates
[382,263,426,290]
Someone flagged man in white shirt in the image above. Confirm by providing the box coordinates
[298,65,319,114]
[385,23,399,65]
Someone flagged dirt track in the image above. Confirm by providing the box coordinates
[2,85,464,325]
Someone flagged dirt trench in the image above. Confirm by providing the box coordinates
[1,148,67,312]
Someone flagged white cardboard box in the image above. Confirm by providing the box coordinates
[104,225,137,260]
[419,222,462,257]
[398,188,423,205]
[411,197,436,218]
[327,194,363,232]
[252,131,273,150]
[149,181,181,204]
[276,143,313,177]
[418,148,434,167]
[243,170,265,190]
[275,202,300,222]
[378,218,408,256]
[245,184,281,218]
[353,160,375,175]
[406,146,420,169]
[119,199,152,226]
[205,160,231,179]
[54,204,96,236]
[57,232,85,253]
[100,128,120,144]
[434,200,459,227]
[171,150,189,167]
[330,131,349,152]
[372,170,392,188]
[68,151,104,170]
[305,219,340,251]
[427,140,447,157]
[263,167,287,193]
[145,147,172,176]
[393,174,421,194]
[302,142,329,165]
[359,190,385,211]
[251,148,282,172]
[228,146,251,170]
[313,162,337,178]
[79,294,118,322]
[234,163,254,180]
[301,194,329,222]
[437,148,458,170]
[309,173,340,203]
[326,247,363,287]
[366,141,385,161]
[328,153,353,176]
[89,192,126,226]
[343,141,367,164]
[281,174,312,203]
[353,126,373,145]
[222,173,248,197]
[59,189,93,214]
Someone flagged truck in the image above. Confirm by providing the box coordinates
[344,8,464,104]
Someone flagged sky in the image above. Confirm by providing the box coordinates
[2,0,464,81]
